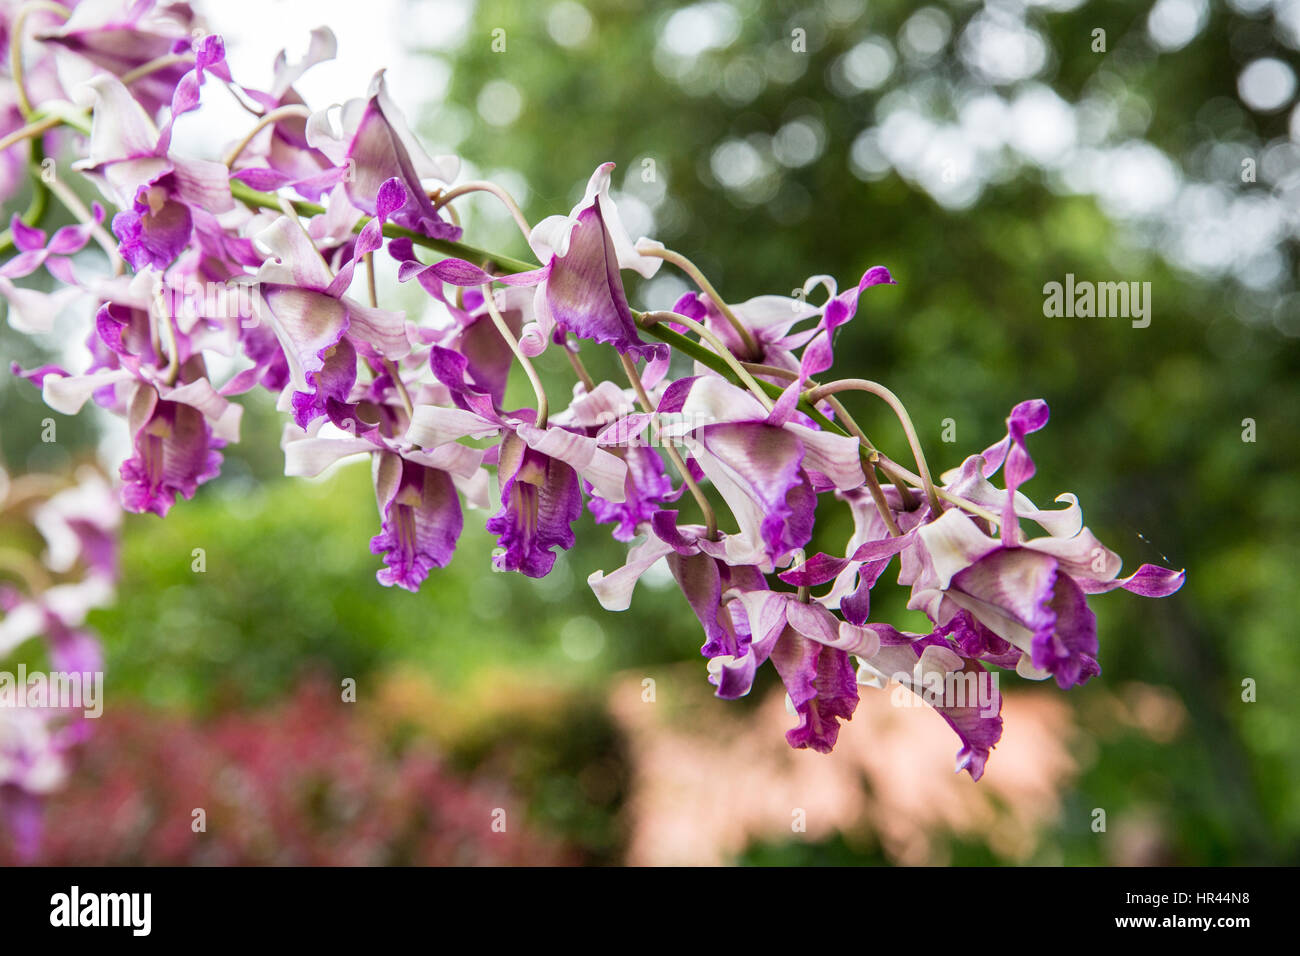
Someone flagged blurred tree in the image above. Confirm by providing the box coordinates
[421,0,1300,864]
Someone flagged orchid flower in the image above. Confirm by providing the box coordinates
[551,380,682,542]
[306,71,461,239]
[281,417,487,591]
[521,163,666,360]
[0,205,105,333]
[14,271,242,516]
[252,208,409,430]
[41,0,211,115]
[72,38,232,270]
[650,374,865,569]
[407,344,628,578]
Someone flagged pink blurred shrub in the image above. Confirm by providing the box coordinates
[0,681,569,865]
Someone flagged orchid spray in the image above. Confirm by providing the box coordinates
[1,3,1184,783]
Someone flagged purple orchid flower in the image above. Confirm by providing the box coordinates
[0,707,71,861]
[281,419,487,592]
[0,576,114,667]
[405,346,628,578]
[590,524,867,753]
[30,471,121,582]
[587,444,676,542]
[779,486,923,627]
[900,402,1185,687]
[385,248,543,402]
[854,625,1004,780]
[675,268,894,380]
[587,512,767,690]
[72,38,232,270]
[228,28,343,200]
[731,585,1001,775]
[726,584,865,753]
[0,206,106,333]
[14,278,243,517]
[251,198,410,430]
[368,452,465,591]
[392,164,666,362]
[306,71,461,238]
[650,375,865,569]
[119,383,225,516]
[548,380,683,542]
[488,431,585,578]
[40,0,212,115]
[523,163,665,359]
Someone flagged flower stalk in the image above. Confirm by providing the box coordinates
[639,246,760,358]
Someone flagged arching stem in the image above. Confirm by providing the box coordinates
[805,379,942,516]
[365,251,412,417]
[563,338,596,392]
[874,454,1001,526]
[636,310,772,412]
[223,104,313,168]
[619,352,717,540]
[230,180,533,274]
[9,1,72,120]
[0,114,62,154]
[638,246,759,358]
[0,139,50,256]
[737,362,910,525]
[482,283,548,427]
[430,181,532,243]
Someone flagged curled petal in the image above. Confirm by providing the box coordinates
[1083,562,1186,597]
[587,534,675,611]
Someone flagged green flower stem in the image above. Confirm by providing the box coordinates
[619,352,717,540]
[223,105,312,168]
[0,113,62,154]
[638,246,760,358]
[9,2,73,120]
[12,110,989,524]
[0,139,50,256]
[562,337,596,392]
[482,283,548,428]
[636,309,773,411]
[228,180,538,275]
[805,379,943,516]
